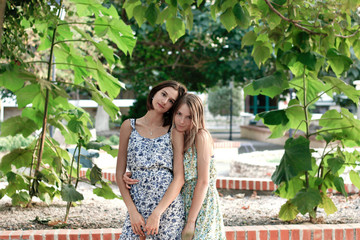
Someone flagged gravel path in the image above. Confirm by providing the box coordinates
[0,182,359,231]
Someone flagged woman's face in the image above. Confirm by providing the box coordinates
[174,104,192,133]
[152,87,178,113]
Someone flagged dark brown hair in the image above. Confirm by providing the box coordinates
[146,80,187,126]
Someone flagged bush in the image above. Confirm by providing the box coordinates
[0,135,35,152]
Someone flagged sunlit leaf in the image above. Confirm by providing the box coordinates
[93,182,120,199]
[278,200,299,221]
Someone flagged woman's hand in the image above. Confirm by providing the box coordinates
[129,210,146,236]
[144,210,161,235]
[181,222,195,240]
[123,172,139,189]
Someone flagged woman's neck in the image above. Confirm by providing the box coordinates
[144,110,164,127]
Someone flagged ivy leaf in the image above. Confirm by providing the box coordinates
[11,191,31,207]
[252,43,271,67]
[291,188,322,215]
[15,84,41,108]
[272,136,312,185]
[93,182,120,199]
[145,3,159,26]
[0,65,32,92]
[326,157,344,174]
[166,17,185,43]
[319,193,337,215]
[61,184,84,202]
[278,200,299,221]
[258,110,289,126]
[220,8,237,32]
[349,170,360,190]
[1,116,38,138]
[326,48,353,76]
[297,52,317,71]
[244,71,289,98]
[124,0,141,20]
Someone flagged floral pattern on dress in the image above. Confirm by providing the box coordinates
[120,119,185,240]
[181,147,226,240]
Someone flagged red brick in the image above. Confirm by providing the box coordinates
[102,229,113,240]
[241,180,246,190]
[262,181,268,191]
[9,230,22,240]
[44,230,55,240]
[280,228,289,240]
[114,231,121,240]
[247,230,256,240]
[259,229,267,240]
[69,230,82,240]
[269,181,275,191]
[344,228,354,240]
[323,228,332,240]
[58,229,69,240]
[225,230,235,240]
[90,229,102,240]
[291,229,300,240]
[79,233,90,240]
[255,181,261,191]
[235,180,240,190]
[33,230,44,240]
[216,179,220,188]
[313,229,322,240]
[335,227,343,240]
[248,181,254,190]
[228,180,234,189]
[265,226,278,240]
[0,231,12,240]
[222,179,227,189]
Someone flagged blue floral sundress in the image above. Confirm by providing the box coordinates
[120,119,185,240]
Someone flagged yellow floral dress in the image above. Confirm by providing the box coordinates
[181,147,226,240]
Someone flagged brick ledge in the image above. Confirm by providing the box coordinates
[83,170,359,194]
[1,224,360,240]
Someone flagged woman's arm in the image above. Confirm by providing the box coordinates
[116,119,145,236]
[182,130,212,239]
[144,128,185,235]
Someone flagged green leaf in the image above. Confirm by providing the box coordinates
[0,149,33,174]
[258,110,289,125]
[241,31,257,48]
[100,145,118,158]
[75,4,93,16]
[166,17,186,43]
[61,184,84,202]
[145,3,159,26]
[244,71,289,98]
[333,177,347,197]
[276,178,304,199]
[349,170,360,190]
[252,43,271,67]
[268,11,281,30]
[271,136,312,185]
[15,84,41,108]
[220,8,237,32]
[0,66,32,92]
[232,3,250,29]
[93,182,119,199]
[326,48,353,76]
[133,5,147,27]
[11,191,31,207]
[1,116,38,138]
[278,200,299,221]
[322,76,360,106]
[90,164,102,185]
[319,193,337,215]
[291,188,322,215]
[124,0,141,20]
[326,157,344,174]
[297,52,317,71]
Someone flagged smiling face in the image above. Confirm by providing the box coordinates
[152,87,178,113]
[174,103,192,133]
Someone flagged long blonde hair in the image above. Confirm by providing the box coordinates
[173,93,211,154]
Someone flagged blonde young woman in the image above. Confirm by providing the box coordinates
[116,80,187,240]
[124,93,226,240]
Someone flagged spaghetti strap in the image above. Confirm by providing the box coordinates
[168,124,172,133]
[130,119,136,129]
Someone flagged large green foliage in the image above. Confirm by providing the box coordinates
[0,0,133,222]
[120,0,360,222]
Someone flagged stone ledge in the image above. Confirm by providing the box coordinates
[1,224,360,240]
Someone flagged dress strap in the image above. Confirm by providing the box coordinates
[168,124,172,133]
[130,118,136,129]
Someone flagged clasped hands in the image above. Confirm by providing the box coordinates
[129,209,161,236]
